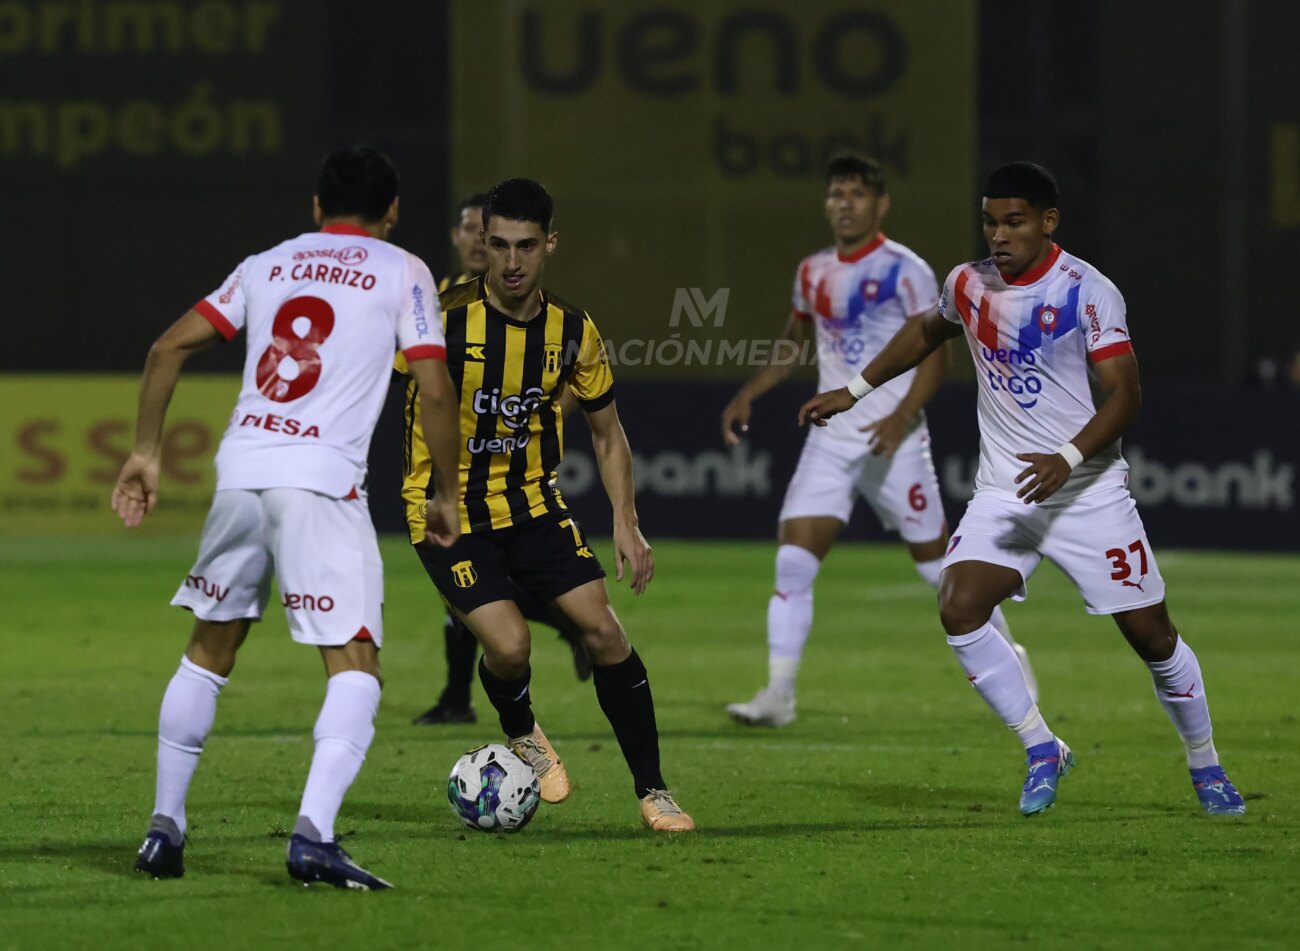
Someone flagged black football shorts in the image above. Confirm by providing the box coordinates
[414,512,606,616]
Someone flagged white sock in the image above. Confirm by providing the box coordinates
[154,655,228,837]
[947,622,1051,748]
[988,605,1019,647]
[1146,638,1218,769]
[766,545,820,696]
[297,671,381,842]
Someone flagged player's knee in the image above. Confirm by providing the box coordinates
[483,641,531,678]
[937,583,992,637]
[774,544,820,595]
[578,614,627,659]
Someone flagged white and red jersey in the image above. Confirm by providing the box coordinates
[938,243,1134,502]
[793,234,938,443]
[195,224,447,497]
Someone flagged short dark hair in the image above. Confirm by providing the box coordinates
[316,145,399,222]
[453,192,489,225]
[825,152,886,194]
[983,162,1059,210]
[482,178,554,232]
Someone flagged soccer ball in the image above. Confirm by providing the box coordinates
[447,744,541,832]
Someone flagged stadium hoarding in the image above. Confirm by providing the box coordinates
[0,1,451,376]
[449,0,977,379]
[4,374,1292,551]
[0,374,238,536]
[541,380,1298,553]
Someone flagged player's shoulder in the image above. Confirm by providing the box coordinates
[943,256,994,289]
[249,232,314,262]
[1058,249,1124,301]
[440,275,485,312]
[797,246,837,271]
[544,288,592,322]
[437,271,473,294]
[880,238,935,275]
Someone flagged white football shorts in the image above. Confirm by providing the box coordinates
[171,487,384,647]
[778,424,947,543]
[942,483,1166,615]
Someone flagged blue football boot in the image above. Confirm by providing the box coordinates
[1019,738,1074,816]
[134,817,185,879]
[286,834,392,890]
[1190,765,1247,816]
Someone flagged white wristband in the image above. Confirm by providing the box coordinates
[847,375,874,401]
[1056,442,1084,470]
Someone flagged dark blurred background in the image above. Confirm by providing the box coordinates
[1,0,1296,548]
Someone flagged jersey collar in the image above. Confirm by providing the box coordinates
[483,281,547,327]
[319,223,373,237]
[836,232,887,263]
[1004,243,1062,286]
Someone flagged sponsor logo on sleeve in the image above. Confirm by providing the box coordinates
[218,269,243,304]
[413,285,430,337]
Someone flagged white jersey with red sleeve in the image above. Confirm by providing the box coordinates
[792,234,938,442]
[194,223,446,497]
[937,243,1134,502]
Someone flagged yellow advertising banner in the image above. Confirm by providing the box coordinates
[0,374,238,536]
[451,0,976,377]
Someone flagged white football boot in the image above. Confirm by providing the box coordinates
[726,687,795,727]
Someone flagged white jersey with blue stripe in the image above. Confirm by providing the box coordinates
[938,243,1135,502]
[792,234,938,441]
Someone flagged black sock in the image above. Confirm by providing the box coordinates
[593,648,665,799]
[477,656,535,738]
[438,613,477,709]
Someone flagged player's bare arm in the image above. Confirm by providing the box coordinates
[1015,351,1142,504]
[799,310,960,427]
[111,308,225,527]
[410,355,463,546]
[721,314,808,445]
[585,399,654,595]
[859,324,949,457]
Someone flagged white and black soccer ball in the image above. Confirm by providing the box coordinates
[447,744,541,832]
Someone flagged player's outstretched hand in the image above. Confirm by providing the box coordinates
[423,496,461,548]
[721,394,753,446]
[798,387,855,427]
[613,520,654,595]
[1014,452,1072,504]
[111,452,161,528]
[859,411,907,457]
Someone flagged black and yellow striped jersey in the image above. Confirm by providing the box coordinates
[400,276,614,539]
[437,271,476,295]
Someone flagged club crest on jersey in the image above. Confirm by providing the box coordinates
[861,278,882,301]
[1037,305,1059,334]
[543,343,563,374]
[451,560,477,588]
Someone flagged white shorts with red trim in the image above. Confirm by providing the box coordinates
[778,425,947,543]
[171,488,383,647]
[942,484,1166,615]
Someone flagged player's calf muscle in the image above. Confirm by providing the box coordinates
[1113,602,1178,662]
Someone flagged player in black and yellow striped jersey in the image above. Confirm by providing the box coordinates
[410,178,693,831]
[398,193,590,728]
[436,191,489,295]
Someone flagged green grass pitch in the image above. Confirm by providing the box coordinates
[2,535,1297,950]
